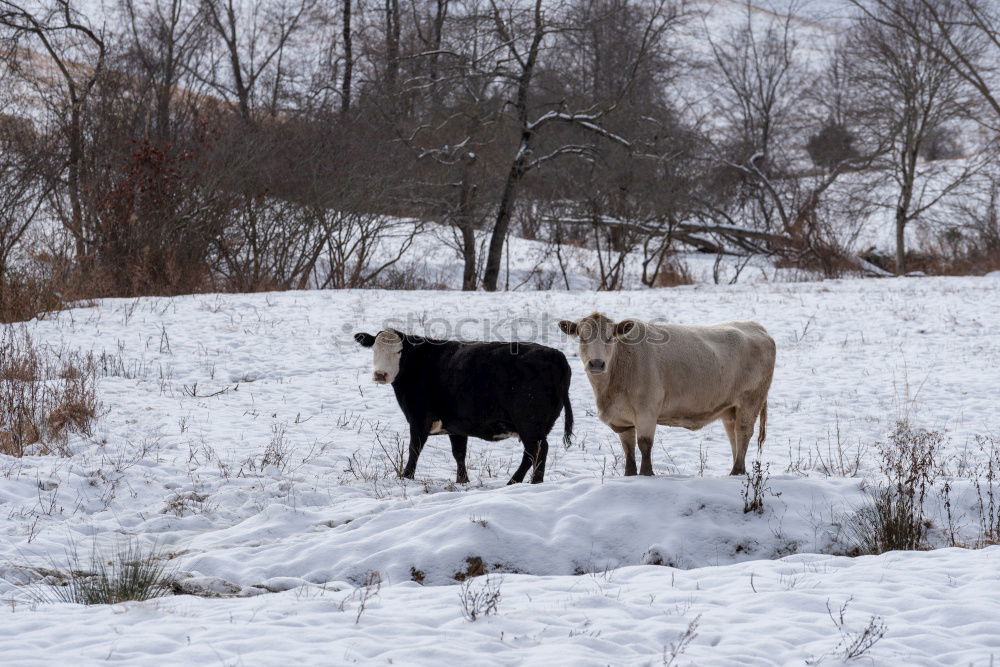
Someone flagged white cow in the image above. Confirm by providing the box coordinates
[559,313,775,476]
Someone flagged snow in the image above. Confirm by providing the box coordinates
[3,548,999,664]
[2,276,999,663]
[377,219,822,290]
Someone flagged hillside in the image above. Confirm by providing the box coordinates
[2,276,1000,662]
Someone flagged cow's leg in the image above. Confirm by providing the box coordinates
[616,427,638,476]
[730,407,757,476]
[635,418,657,476]
[402,423,429,479]
[449,435,469,484]
[508,449,532,485]
[529,438,548,484]
[722,408,740,474]
[509,432,546,485]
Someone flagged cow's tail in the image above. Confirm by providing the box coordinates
[756,399,768,449]
[562,374,574,447]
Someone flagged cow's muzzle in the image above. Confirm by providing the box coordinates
[373,371,389,384]
[587,359,606,374]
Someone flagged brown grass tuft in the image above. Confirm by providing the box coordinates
[0,329,100,456]
[454,556,487,581]
[653,257,694,287]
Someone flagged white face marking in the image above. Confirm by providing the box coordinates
[371,331,403,384]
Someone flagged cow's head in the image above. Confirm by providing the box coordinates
[354,330,405,384]
[558,313,635,376]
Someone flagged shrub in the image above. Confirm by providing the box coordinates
[0,329,100,456]
[919,124,963,161]
[653,257,694,288]
[845,485,928,554]
[807,598,887,664]
[0,269,67,324]
[972,436,1000,546]
[742,443,777,515]
[806,120,857,170]
[845,423,941,554]
[458,573,502,621]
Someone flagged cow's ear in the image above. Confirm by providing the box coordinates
[558,320,579,336]
[613,320,635,338]
[354,332,376,348]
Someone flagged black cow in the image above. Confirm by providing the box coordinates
[353,329,573,484]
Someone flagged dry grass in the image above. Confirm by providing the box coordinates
[971,436,1000,547]
[31,539,173,605]
[742,443,778,515]
[845,423,942,555]
[454,556,488,581]
[458,573,503,621]
[0,270,67,324]
[0,255,104,325]
[0,329,100,457]
[653,257,694,287]
[807,598,887,664]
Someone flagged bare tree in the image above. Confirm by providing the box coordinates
[480,0,682,291]
[119,0,208,144]
[415,0,450,101]
[703,0,803,241]
[200,0,314,122]
[550,0,696,288]
[321,211,423,288]
[0,0,106,260]
[850,0,1000,131]
[849,0,978,274]
[394,0,504,291]
[410,142,487,291]
[707,0,799,171]
[0,116,50,283]
[700,4,898,276]
[214,198,330,291]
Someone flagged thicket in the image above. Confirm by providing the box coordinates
[1,0,997,320]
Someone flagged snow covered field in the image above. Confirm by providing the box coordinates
[2,276,1000,664]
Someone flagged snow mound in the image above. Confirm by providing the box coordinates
[181,475,862,586]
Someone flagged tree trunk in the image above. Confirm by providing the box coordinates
[384,0,400,96]
[154,50,175,143]
[428,0,448,102]
[341,0,352,116]
[460,220,476,291]
[458,154,477,291]
[67,106,86,260]
[482,138,529,291]
[481,0,543,291]
[895,212,907,275]
[895,144,918,275]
